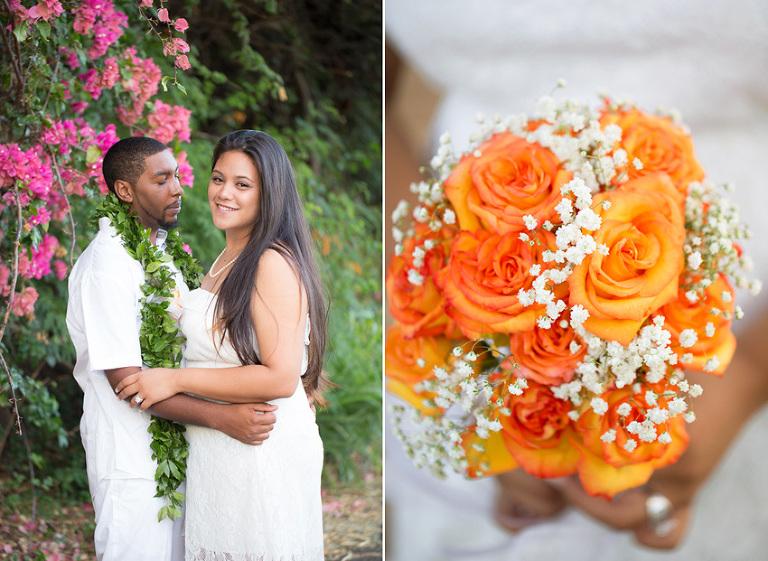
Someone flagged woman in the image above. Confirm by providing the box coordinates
[117,130,328,560]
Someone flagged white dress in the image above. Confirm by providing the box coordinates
[386,1,768,560]
[180,288,324,561]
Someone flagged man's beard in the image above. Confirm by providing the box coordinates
[159,217,180,230]
[137,198,180,231]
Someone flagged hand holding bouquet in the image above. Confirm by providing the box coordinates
[386,93,758,498]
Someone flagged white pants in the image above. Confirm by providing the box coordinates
[92,476,185,560]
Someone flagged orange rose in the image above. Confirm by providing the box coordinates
[493,380,580,479]
[506,309,587,386]
[444,132,573,234]
[654,274,736,375]
[568,173,686,345]
[601,108,705,193]
[384,323,454,413]
[386,228,459,339]
[440,229,558,339]
[573,380,689,498]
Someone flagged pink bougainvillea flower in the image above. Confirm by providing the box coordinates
[174,18,189,32]
[158,8,170,22]
[27,0,64,22]
[11,287,39,317]
[175,54,191,70]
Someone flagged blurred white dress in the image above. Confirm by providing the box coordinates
[386,1,768,559]
[181,288,324,561]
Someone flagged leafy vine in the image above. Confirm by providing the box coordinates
[93,192,203,521]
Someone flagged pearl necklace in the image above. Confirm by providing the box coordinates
[209,247,239,278]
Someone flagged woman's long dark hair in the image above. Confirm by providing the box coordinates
[211,130,330,405]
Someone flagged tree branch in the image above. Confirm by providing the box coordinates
[0,0,28,109]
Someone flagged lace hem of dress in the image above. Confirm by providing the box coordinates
[187,545,324,561]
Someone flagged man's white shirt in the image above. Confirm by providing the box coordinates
[66,217,188,560]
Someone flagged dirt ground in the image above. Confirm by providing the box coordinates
[0,472,382,560]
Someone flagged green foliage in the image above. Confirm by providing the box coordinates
[92,191,204,519]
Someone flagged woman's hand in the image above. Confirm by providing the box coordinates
[115,367,181,411]
[494,469,566,532]
[553,476,692,549]
[554,344,768,550]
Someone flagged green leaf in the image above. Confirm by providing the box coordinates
[86,144,103,164]
[145,261,162,274]
[176,83,187,95]
[12,21,29,42]
[161,75,172,92]
[37,20,51,39]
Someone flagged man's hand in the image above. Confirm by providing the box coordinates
[215,402,277,445]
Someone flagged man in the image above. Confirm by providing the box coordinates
[66,137,276,560]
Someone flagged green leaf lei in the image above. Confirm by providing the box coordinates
[93,192,203,521]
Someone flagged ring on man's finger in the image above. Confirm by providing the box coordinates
[135,395,144,405]
[645,492,678,536]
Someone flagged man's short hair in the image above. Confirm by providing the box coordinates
[102,137,169,194]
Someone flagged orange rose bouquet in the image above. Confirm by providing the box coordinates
[386,94,758,498]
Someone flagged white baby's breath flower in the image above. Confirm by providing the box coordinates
[407,269,424,286]
[612,149,628,168]
[750,279,763,296]
[703,356,720,373]
[523,214,538,230]
[633,157,643,170]
[591,397,609,415]
[569,305,589,328]
[443,208,456,225]
[416,358,426,368]
[555,197,573,223]
[687,251,703,270]
[623,439,638,452]
[519,232,530,242]
[646,408,669,424]
[528,264,541,276]
[453,347,463,358]
[601,429,617,443]
[392,227,404,243]
[392,199,410,223]
[705,322,716,338]
[684,411,696,423]
[679,329,697,348]
[412,246,426,267]
[413,206,430,223]
[658,432,672,444]
[439,132,451,145]
[668,398,688,416]
[689,384,703,398]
